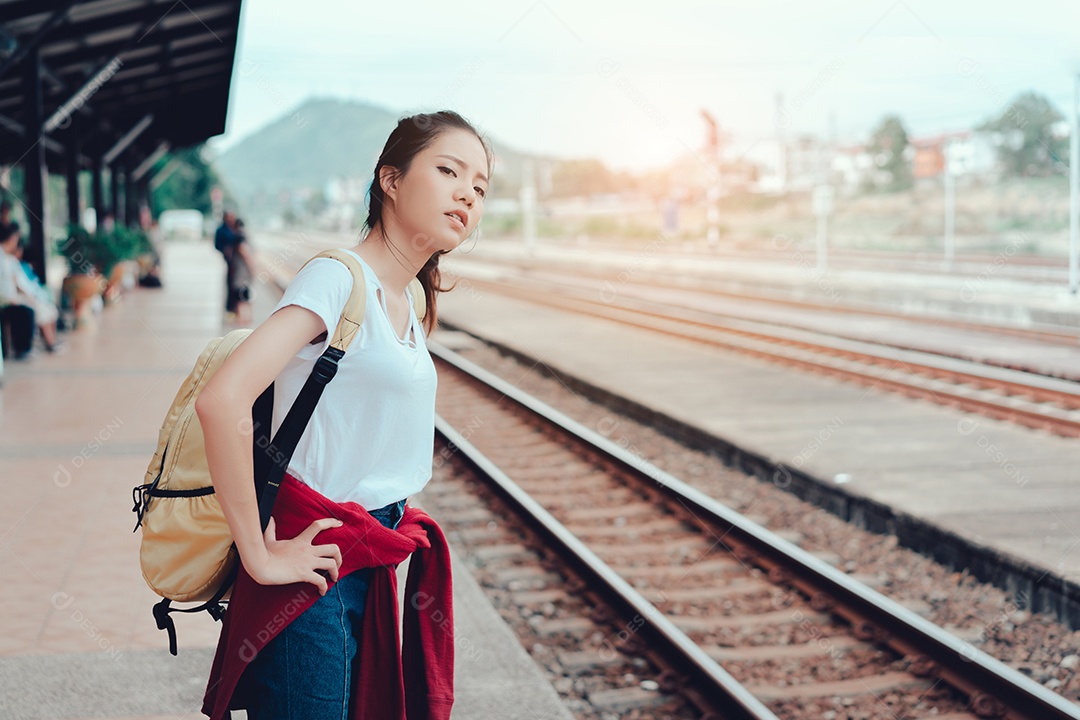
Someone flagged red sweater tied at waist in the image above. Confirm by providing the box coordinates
[201,474,454,720]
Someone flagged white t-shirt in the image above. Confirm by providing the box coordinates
[268,248,438,510]
[0,252,30,305]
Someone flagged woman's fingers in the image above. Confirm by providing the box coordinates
[314,555,340,582]
[298,517,343,542]
[312,542,343,567]
[258,517,348,592]
[307,571,329,596]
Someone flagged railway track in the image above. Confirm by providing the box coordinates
[259,238,1080,440]
[444,273,1080,438]
[424,342,1080,720]
[479,243,1075,285]
[451,253,1080,349]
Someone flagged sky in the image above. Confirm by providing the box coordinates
[210,0,1080,173]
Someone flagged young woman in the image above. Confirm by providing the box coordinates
[196,111,491,719]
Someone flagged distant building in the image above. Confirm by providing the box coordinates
[745,135,832,195]
[831,143,875,195]
[910,130,999,182]
[745,128,1003,196]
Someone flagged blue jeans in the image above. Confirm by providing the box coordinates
[241,498,407,720]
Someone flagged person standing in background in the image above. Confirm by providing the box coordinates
[214,210,239,320]
[228,218,255,325]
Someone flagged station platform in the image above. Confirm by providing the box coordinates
[0,241,572,720]
[433,257,1080,624]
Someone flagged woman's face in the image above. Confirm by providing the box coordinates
[384,128,489,255]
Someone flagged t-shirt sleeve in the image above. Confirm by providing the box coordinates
[270,257,355,360]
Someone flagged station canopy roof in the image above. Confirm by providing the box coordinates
[0,0,242,169]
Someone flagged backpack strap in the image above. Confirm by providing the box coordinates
[297,249,368,353]
[408,276,426,321]
[298,248,428,333]
[152,564,235,655]
[253,249,371,530]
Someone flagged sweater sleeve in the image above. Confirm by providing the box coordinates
[270,257,355,360]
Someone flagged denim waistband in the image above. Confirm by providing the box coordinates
[368,498,407,527]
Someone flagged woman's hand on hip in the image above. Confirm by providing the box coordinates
[245,517,345,595]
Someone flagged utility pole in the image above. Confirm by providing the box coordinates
[813,115,836,273]
[944,137,956,270]
[1070,72,1079,294]
[701,109,721,248]
[521,158,537,256]
[776,93,788,194]
[813,184,833,273]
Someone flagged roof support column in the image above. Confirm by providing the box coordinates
[109,165,120,227]
[21,46,47,286]
[139,176,153,221]
[91,154,104,228]
[124,165,137,227]
[65,119,82,228]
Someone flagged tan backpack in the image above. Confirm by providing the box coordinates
[132,248,425,653]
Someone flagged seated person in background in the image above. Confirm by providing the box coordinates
[0,224,36,359]
[16,238,57,306]
[0,225,63,355]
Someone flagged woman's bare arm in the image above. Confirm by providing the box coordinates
[195,304,343,595]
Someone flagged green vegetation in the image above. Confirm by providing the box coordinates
[151,145,232,215]
[978,91,1069,177]
[56,223,150,277]
[867,114,913,191]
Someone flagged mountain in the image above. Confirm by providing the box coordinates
[212,97,540,212]
[213,98,399,207]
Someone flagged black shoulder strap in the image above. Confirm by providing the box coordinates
[251,382,275,505]
[252,249,367,527]
[255,346,344,529]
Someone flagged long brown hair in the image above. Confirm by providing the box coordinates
[361,111,492,335]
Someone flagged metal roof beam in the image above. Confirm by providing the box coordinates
[0,0,80,82]
[131,140,169,181]
[33,0,233,47]
[103,112,153,165]
[0,111,65,154]
[41,18,236,72]
[100,43,230,82]
[44,54,123,133]
[88,60,228,104]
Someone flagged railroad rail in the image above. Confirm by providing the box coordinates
[453,254,1080,350]
[448,273,1080,438]
[428,341,1080,720]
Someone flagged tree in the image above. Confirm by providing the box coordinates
[550,159,623,197]
[150,145,233,216]
[304,189,328,218]
[868,114,913,191]
[978,91,1067,177]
